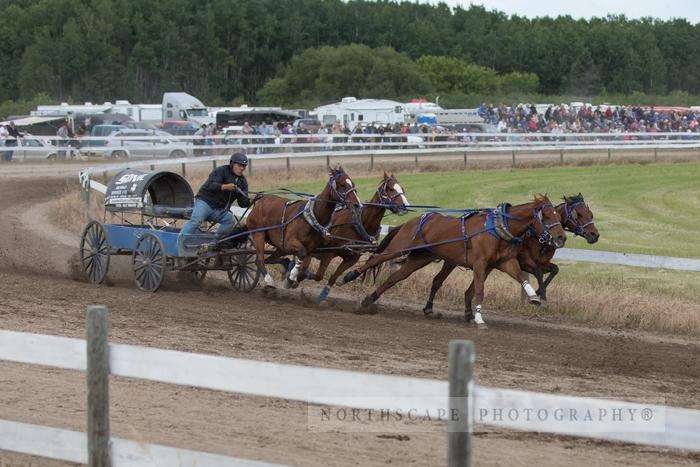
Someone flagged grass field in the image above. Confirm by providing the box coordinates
[54,160,700,335]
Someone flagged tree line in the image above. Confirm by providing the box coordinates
[1,0,699,114]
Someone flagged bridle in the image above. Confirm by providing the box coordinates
[376,178,408,215]
[561,201,595,238]
[328,172,360,207]
[530,203,563,245]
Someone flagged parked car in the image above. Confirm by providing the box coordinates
[10,134,62,160]
[161,120,199,136]
[80,124,128,155]
[94,129,193,159]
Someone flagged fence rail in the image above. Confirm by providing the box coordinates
[1,310,699,467]
[6,130,700,161]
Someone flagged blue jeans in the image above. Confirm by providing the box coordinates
[3,140,16,161]
[181,198,235,236]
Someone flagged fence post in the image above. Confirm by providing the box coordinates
[212,160,216,171]
[463,152,467,167]
[326,155,330,169]
[248,159,253,175]
[149,164,155,171]
[86,305,111,467]
[102,171,108,184]
[560,150,564,165]
[370,152,374,171]
[181,163,186,178]
[448,340,474,467]
[415,153,418,168]
[286,156,291,172]
[511,150,516,168]
[608,148,612,161]
[654,148,658,162]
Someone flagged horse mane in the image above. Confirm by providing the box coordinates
[532,194,550,207]
[563,193,584,204]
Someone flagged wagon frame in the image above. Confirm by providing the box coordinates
[79,169,261,292]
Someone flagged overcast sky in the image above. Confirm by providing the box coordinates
[424,1,700,24]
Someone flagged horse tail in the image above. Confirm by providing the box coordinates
[360,226,402,284]
[375,225,401,255]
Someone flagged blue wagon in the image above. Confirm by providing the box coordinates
[79,169,261,292]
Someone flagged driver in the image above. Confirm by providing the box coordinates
[181,152,250,240]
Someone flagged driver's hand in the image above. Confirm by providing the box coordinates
[221,183,237,191]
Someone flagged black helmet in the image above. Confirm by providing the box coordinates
[230,152,248,166]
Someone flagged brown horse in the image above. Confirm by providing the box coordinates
[305,172,410,304]
[422,193,599,317]
[338,195,566,326]
[246,166,363,289]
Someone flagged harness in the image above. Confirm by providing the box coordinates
[301,171,358,239]
[484,203,525,244]
[350,206,380,243]
[302,198,331,238]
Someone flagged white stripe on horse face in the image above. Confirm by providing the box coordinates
[395,182,409,206]
[346,178,353,187]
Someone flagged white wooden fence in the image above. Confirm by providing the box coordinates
[0,306,698,466]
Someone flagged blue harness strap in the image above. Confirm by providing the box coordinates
[484,202,524,244]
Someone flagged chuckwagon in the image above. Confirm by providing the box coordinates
[79,169,261,292]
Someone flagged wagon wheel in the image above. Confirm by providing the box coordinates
[132,233,166,292]
[79,221,110,284]
[227,239,262,292]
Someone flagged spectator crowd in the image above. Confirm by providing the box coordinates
[478,103,700,134]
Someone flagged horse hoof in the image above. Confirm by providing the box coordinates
[528,296,542,306]
[477,322,489,330]
[353,301,377,315]
[300,288,312,305]
[464,312,475,323]
[282,278,293,289]
[318,299,330,308]
[539,298,548,308]
[424,311,443,319]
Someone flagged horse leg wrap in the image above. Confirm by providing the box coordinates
[361,291,379,308]
[289,258,302,282]
[341,269,360,285]
[473,305,486,325]
[318,286,331,303]
[522,280,537,298]
[264,273,275,287]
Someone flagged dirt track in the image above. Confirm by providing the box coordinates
[0,162,699,466]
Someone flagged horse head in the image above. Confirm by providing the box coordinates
[328,166,362,210]
[378,172,410,215]
[531,194,567,248]
[561,193,599,244]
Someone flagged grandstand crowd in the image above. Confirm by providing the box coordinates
[478,103,700,134]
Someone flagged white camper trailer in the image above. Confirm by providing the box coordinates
[312,97,408,129]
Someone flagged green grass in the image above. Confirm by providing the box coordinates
[270,161,700,259]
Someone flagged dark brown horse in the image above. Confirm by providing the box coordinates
[246,166,362,289]
[422,194,599,317]
[305,172,410,304]
[338,195,566,326]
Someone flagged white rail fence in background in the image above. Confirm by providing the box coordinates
[80,158,700,273]
[6,131,700,162]
[0,307,698,467]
